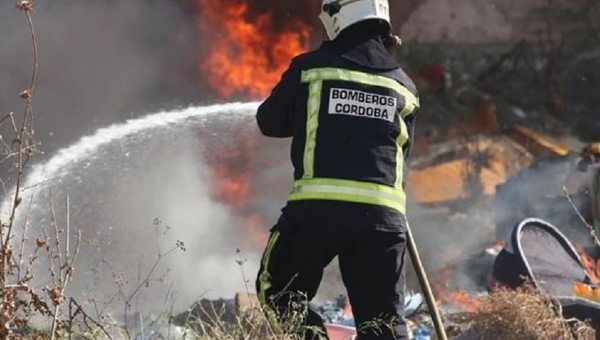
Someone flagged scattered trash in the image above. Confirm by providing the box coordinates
[315,291,424,330]
[314,296,354,326]
[405,291,424,317]
[324,323,357,340]
[414,326,432,340]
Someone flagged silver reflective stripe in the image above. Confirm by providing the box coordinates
[288,178,407,213]
[291,184,404,204]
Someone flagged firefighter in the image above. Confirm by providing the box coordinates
[254,0,419,339]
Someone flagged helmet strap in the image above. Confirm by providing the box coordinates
[383,34,402,52]
[323,1,342,16]
[323,0,363,17]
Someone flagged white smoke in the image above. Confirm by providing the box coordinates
[1,103,268,315]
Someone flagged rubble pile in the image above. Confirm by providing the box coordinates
[174,228,600,340]
[402,42,600,245]
[394,52,600,337]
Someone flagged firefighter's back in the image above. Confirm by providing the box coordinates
[280,20,419,232]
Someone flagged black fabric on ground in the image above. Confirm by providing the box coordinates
[518,223,588,296]
[492,218,589,294]
[490,218,600,335]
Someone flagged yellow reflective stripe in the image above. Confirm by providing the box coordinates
[395,119,409,188]
[257,231,283,334]
[302,80,322,179]
[294,178,403,196]
[301,67,419,118]
[288,178,406,214]
[289,191,405,214]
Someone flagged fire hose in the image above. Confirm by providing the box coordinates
[406,222,449,340]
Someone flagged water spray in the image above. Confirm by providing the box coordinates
[0,101,270,316]
[0,102,261,221]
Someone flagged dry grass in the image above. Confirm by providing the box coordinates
[177,292,327,340]
[462,285,595,340]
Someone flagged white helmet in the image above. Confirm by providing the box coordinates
[319,0,391,41]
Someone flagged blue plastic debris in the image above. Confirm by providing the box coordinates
[414,326,431,340]
[404,292,424,317]
[315,292,424,328]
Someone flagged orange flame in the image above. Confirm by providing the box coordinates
[207,130,256,210]
[192,0,312,249]
[195,0,312,99]
[574,282,600,303]
[443,291,482,313]
[432,264,483,313]
[580,251,600,284]
[245,214,269,248]
[199,122,269,250]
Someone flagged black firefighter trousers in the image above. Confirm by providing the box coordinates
[255,217,408,340]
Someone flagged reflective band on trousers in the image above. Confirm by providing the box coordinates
[257,231,283,334]
[288,178,407,215]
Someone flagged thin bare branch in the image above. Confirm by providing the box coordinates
[563,186,600,249]
[49,188,65,284]
[0,111,15,126]
[7,1,39,235]
[69,298,115,340]
[16,193,35,281]
[65,194,70,263]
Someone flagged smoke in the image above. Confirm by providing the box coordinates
[119,139,264,306]
[2,108,273,315]
[0,0,196,156]
[244,0,321,30]
[0,0,321,316]
[400,151,596,294]
[67,141,259,313]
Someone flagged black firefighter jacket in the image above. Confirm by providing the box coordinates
[256,25,420,232]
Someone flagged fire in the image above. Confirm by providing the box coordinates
[443,291,482,313]
[210,161,252,211]
[199,121,270,250]
[191,0,313,250]
[195,0,312,99]
[574,282,600,304]
[245,214,269,247]
[430,244,600,313]
[432,264,482,313]
[580,251,600,283]
[207,128,256,209]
